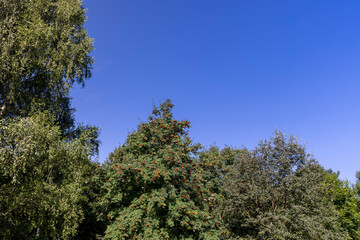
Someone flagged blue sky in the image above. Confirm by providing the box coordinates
[71,0,360,183]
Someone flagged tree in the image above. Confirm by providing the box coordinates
[0,0,93,132]
[223,131,349,239]
[94,100,229,239]
[325,171,360,239]
[0,1,101,238]
[0,111,97,239]
[73,161,108,240]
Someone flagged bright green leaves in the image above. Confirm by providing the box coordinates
[0,0,93,132]
[0,1,99,238]
[325,171,360,239]
[94,100,229,239]
[0,111,96,239]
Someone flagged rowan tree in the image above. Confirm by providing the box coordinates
[95,100,229,239]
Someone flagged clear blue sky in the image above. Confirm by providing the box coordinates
[71,0,360,183]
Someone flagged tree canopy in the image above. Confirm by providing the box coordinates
[1,0,360,239]
[325,170,360,239]
[93,100,229,239]
[0,112,96,239]
[0,0,93,132]
[222,131,349,239]
[0,0,98,238]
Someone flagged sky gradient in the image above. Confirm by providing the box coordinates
[71,0,360,183]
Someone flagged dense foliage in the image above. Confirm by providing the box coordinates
[1,0,360,239]
[0,0,93,132]
[325,171,360,239]
[222,132,349,239]
[93,100,229,239]
[0,0,98,238]
[0,112,96,239]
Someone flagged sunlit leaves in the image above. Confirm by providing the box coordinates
[0,0,93,132]
[0,112,95,239]
[94,100,229,239]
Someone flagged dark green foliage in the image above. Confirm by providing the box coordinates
[94,100,229,239]
[223,131,349,239]
[198,146,227,196]
[74,162,108,240]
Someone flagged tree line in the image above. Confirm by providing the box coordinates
[1,0,360,239]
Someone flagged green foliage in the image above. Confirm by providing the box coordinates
[197,147,226,210]
[325,171,360,239]
[223,131,349,239]
[94,100,229,239]
[0,0,93,132]
[0,112,96,239]
[74,161,108,239]
[0,1,101,238]
[1,1,358,239]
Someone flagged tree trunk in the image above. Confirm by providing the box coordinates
[36,227,40,239]
[0,101,6,118]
